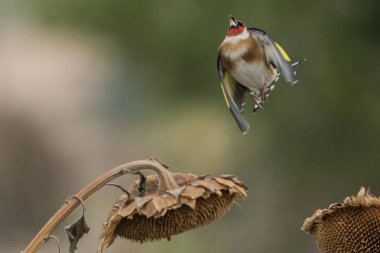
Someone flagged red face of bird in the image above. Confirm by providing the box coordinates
[226,15,246,37]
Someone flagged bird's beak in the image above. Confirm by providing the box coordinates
[229,15,238,28]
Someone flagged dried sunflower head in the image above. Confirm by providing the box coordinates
[99,165,247,251]
[302,187,380,253]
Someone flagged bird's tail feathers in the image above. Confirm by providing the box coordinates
[291,58,307,68]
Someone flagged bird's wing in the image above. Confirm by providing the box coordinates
[248,27,298,85]
[217,51,250,134]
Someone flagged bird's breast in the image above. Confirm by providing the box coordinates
[231,60,276,90]
[220,36,276,90]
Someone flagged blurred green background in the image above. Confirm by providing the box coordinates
[0,0,379,252]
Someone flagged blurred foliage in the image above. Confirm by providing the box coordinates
[2,0,380,252]
[22,0,380,175]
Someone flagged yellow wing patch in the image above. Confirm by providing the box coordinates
[275,42,291,62]
[220,83,230,108]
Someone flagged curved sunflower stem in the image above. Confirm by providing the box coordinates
[22,159,178,253]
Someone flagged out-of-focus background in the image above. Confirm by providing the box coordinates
[1,0,379,252]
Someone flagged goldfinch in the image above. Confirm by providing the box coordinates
[217,15,305,134]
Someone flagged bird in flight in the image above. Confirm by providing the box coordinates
[217,15,305,134]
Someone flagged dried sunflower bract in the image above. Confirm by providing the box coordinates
[99,165,247,251]
[302,187,380,253]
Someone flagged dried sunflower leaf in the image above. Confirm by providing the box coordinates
[140,200,159,218]
[214,177,247,196]
[181,186,206,199]
[64,214,90,253]
[191,179,223,192]
[213,177,236,188]
[167,185,186,199]
[119,201,137,217]
[220,175,247,188]
[158,194,178,209]
[151,195,177,213]
[183,199,196,209]
[135,196,153,209]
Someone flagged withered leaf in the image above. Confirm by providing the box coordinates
[166,185,186,199]
[135,196,153,209]
[64,213,90,253]
[180,186,205,199]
